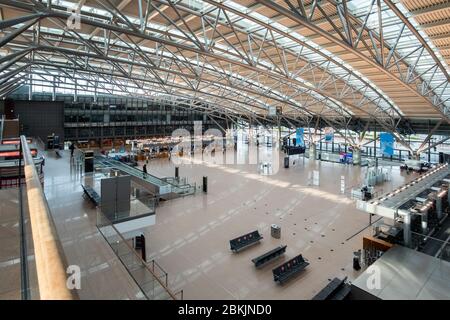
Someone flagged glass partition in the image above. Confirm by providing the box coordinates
[0,136,71,299]
[411,230,450,267]
[81,170,157,224]
[0,187,39,299]
[95,157,196,196]
[96,211,182,300]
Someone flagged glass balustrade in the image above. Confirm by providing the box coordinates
[96,211,182,300]
[95,156,196,196]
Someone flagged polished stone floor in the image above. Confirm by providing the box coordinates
[133,146,417,299]
[0,188,21,299]
[0,186,38,299]
[42,151,143,299]
[0,144,419,299]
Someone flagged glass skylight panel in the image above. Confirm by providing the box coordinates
[346,0,449,108]
[55,0,382,114]
[25,0,436,114]
[181,0,205,11]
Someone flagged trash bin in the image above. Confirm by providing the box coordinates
[203,176,208,193]
[284,156,289,168]
[353,250,361,270]
[84,150,94,173]
[271,224,281,239]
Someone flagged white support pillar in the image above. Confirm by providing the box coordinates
[399,210,412,248]
[278,118,281,144]
[28,73,32,100]
[52,77,56,101]
[73,79,77,102]
[421,212,428,235]
[309,142,316,160]
[447,190,450,212]
[436,195,443,220]
[353,148,361,165]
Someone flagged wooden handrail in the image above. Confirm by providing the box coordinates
[21,135,76,300]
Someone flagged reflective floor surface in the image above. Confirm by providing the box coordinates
[1,145,419,299]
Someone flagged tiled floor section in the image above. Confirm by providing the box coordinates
[34,146,419,300]
[132,147,418,299]
[43,151,143,299]
[0,188,21,299]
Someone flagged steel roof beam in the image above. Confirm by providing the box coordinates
[257,0,450,121]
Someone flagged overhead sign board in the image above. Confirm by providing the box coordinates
[324,127,334,142]
[295,128,305,147]
[380,132,394,156]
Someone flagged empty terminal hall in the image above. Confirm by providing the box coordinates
[0,0,450,302]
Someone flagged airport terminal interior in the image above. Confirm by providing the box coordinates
[0,0,449,300]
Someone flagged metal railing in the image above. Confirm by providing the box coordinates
[81,170,157,223]
[412,230,450,264]
[0,115,4,141]
[34,136,46,151]
[97,156,196,196]
[96,210,183,300]
[19,135,76,300]
[97,196,157,224]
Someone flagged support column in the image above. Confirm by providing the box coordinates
[399,210,412,248]
[373,129,377,158]
[28,73,32,100]
[278,118,281,144]
[52,80,56,101]
[421,211,428,235]
[353,148,361,165]
[447,191,450,212]
[319,129,322,151]
[436,196,443,221]
[74,79,77,102]
[309,143,316,160]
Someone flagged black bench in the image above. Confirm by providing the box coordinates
[286,146,306,156]
[272,254,309,284]
[81,184,100,205]
[312,277,351,300]
[229,230,263,252]
[252,245,287,268]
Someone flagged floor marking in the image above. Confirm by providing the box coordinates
[345,216,382,241]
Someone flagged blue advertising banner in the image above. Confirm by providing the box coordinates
[380,132,394,156]
[295,128,305,147]
[324,127,334,142]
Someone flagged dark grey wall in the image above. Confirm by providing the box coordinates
[12,100,65,143]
